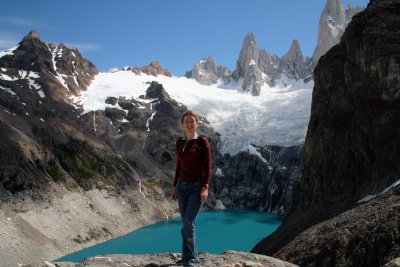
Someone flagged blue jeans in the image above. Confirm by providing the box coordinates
[176,180,203,266]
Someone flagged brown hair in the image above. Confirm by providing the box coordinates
[181,110,199,124]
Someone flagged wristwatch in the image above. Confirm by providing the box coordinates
[202,184,209,188]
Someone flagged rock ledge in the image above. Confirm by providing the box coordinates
[46,251,298,267]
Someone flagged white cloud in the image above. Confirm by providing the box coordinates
[65,43,103,52]
[0,16,54,30]
[0,32,20,51]
[0,17,36,26]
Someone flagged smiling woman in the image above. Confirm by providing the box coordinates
[55,210,282,263]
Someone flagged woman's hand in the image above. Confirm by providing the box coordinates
[200,187,208,202]
[172,186,177,200]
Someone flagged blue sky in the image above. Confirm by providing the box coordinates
[1,0,369,76]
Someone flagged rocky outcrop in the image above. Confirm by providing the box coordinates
[312,0,364,65]
[223,33,312,95]
[185,56,232,85]
[280,40,313,81]
[49,251,299,267]
[273,185,400,267]
[123,61,172,77]
[187,0,364,94]
[0,31,97,98]
[258,49,281,82]
[253,0,400,265]
[210,145,303,217]
[232,33,265,96]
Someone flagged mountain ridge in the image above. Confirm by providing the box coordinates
[185,0,364,94]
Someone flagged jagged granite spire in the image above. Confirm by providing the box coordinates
[184,56,231,85]
[312,0,346,65]
[281,40,311,80]
[232,32,264,96]
[312,0,364,65]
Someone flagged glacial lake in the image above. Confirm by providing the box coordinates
[56,210,282,263]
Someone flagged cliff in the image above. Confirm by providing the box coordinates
[253,0,400,265]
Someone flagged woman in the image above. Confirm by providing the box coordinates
[172,110,212,267]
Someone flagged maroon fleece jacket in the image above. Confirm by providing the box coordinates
[174,136,212,187]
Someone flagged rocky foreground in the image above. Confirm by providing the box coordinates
[39,251,299,267]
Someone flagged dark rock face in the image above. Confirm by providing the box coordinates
[90,80,222,185]
[211,145,303,217]
[274,186,400,267]
[0,31,107,197]
[302,0,400,208]
[253,0,400,265]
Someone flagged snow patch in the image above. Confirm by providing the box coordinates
[71,71,313,155]
[146,112,157,132]
[358,178,400,203]
[49,46,69,90]
[215,168,223,177]
[0,45,19,59]
[247,144,268,163]
[0,85,16,96]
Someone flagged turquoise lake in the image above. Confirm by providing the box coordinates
[56,210,281,263]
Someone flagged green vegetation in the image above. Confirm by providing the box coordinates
[56,138,97,184]
[46,160,63,181]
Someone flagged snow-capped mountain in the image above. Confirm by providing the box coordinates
[71,70,313,156]
[186,0,364,94]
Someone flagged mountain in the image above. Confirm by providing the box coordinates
[253,0,400,265]
[0,30,308,265]
[184,56,231,85]
[186,0,364,94]
[0,31,223,265]
[312,0,364,65]
[122,61,172,77]
[280,40,313,82]
[232,32,266,96]
[210,145,303,217]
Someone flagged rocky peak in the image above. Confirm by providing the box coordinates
[286,40,302,57]
[124,61,172,77]
[233,32,264,96]
[312,0,364,65]
[0,30,98,125]
[145,81,171,99]
[184,56,231,85]
[325,0,346,25]
[141,61,172,77]
[22,30,40,41]
[281,40,312,81]
[2,31,53,73]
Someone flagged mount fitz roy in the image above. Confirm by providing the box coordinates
[186,0,363,96]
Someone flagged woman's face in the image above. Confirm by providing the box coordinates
[182,115,198,135]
